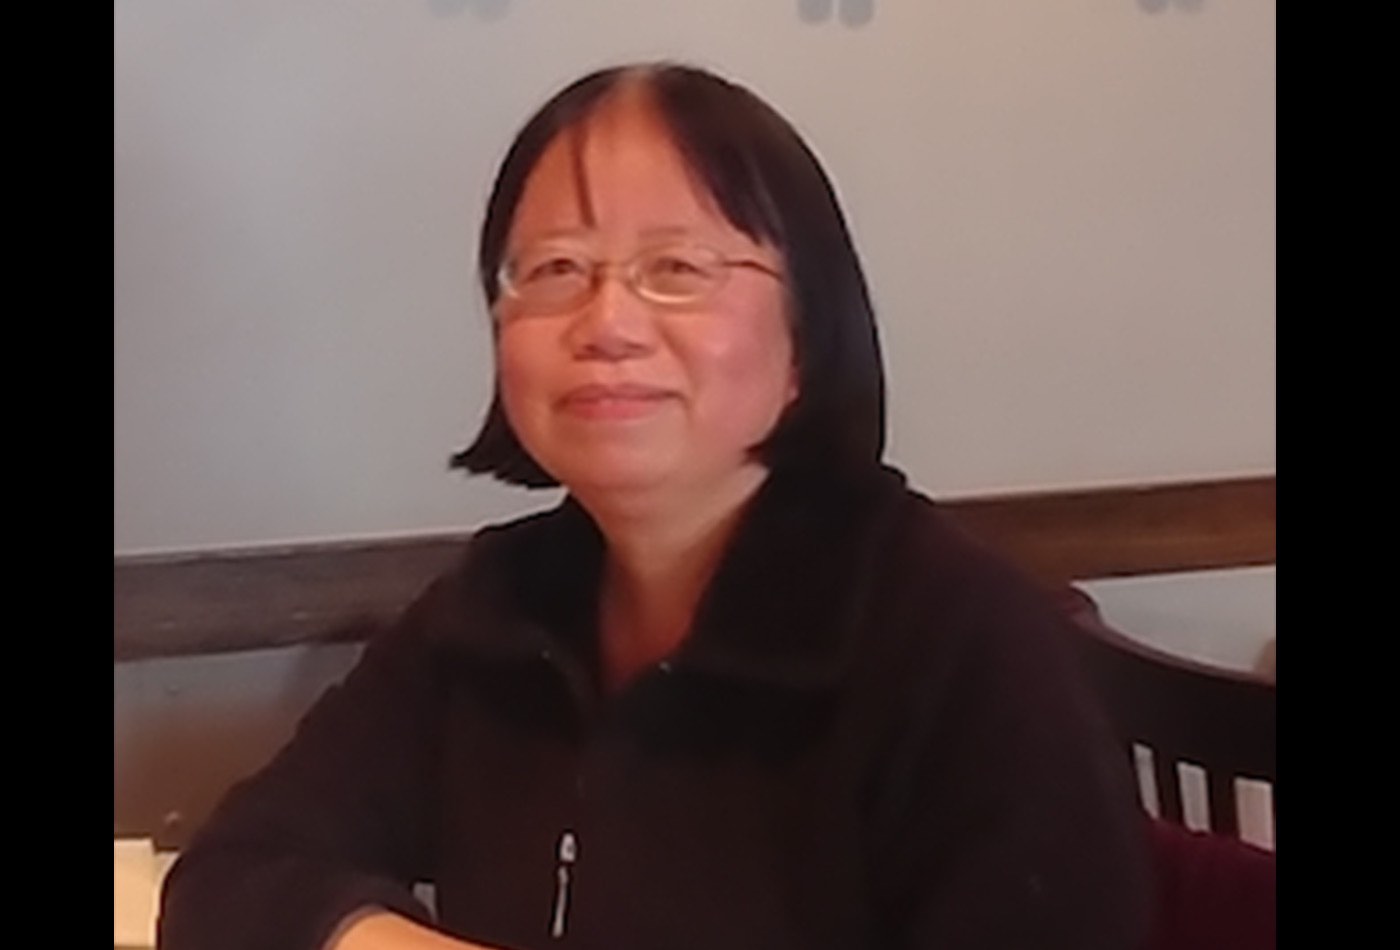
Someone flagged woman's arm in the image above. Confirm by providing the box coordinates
[327,910,505,950]
[158,588,455,950]
[867,544,1154,950]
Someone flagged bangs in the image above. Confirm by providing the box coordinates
[644,74,787,253]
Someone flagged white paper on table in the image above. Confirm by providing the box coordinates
[115,838,176,948]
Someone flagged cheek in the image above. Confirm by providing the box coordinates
[697,311,797,423]
[726,333,794,398]
[739,295,798,403]
[494,328,553,426]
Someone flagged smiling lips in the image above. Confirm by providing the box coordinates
[557,383,678,420]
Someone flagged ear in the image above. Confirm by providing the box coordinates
[784,369,799,406]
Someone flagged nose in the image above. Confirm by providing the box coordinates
[563,269,656,361]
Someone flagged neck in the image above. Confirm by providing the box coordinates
[577,466,769,692]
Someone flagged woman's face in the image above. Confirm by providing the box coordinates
[493,92,797,504]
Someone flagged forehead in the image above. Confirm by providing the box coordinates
[507,93,758,251]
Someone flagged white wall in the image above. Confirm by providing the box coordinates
[114,0,1276,554]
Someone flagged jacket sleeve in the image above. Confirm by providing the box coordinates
[868,547,1154,950]
[157,585,454,950]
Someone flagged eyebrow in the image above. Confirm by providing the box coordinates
[515,226,726,248]
[636,225,695,240]
[517,229,595,245]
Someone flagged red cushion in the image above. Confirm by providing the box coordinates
[1145,818,1276,950]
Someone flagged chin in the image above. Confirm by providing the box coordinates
[554,465,677,498]
[535,447,672,493]
[554,454,770,509]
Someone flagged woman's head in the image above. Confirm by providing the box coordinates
[455,62,885,490]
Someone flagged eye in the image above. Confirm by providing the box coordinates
[638,246,721,299]
[517,253,590,285]
[648,253,706,277]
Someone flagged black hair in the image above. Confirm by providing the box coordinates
[451,62,885,487]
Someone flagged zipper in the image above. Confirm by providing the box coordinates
[550,829,578,939]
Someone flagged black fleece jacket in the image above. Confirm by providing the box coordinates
[158,464,1152,950]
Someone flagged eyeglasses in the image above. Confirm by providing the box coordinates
[496,241,782,314]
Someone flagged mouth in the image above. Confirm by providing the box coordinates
[557,383,678,420]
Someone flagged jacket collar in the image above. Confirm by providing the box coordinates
[428,464,911,692]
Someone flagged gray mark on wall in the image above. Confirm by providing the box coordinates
[428,0,510,20]
[798,0,875,27]
[1137,0,1204,13]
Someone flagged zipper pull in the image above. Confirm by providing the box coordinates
[550,830,578,939]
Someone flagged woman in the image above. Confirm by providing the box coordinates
[159,63,1151,950]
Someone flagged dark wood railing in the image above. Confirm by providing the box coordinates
[114,475,1274,661]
